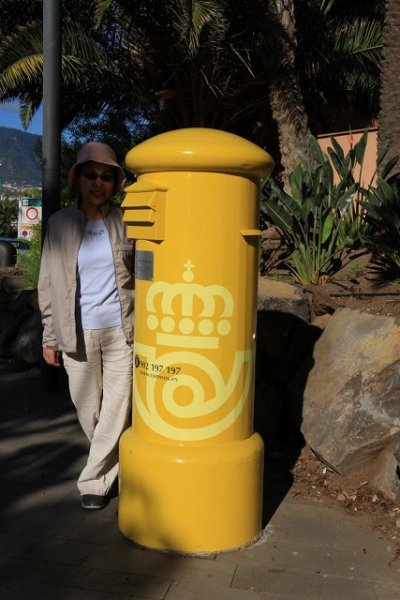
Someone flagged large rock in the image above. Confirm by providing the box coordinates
[256,311,321,385]
[8,289,38,314]
[258,277,311,322]
[0,289,38,360]
[11,310,42,365]
[299,308,400,499]
[0,307,33,357]
[255,279,321,457]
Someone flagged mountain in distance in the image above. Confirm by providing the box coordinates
[0,126,42,188]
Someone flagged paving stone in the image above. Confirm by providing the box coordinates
[219,498,400,578]
[0,532,37,558]
[165,581,261,599]
[1,480,77,517]
[232,565,400,600]
[80,567,171,599]
[233,537,397,581]
[267,497,388,552]
[22,538,96,565]
[0,498,85,538]
[85,544,237,586]
[0,415,83,452]
[90,495,120,520]
[0,556,88,587]
[164,580,352,600]
[1,442,86,484]
[265,503,354,548]
[0,578,132,600]
[67,513,132,545]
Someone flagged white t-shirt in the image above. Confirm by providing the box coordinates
[77,219,122,329]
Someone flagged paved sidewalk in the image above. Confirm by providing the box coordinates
[0,360,399,599]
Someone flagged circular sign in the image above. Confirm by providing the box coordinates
[25,206,39,221]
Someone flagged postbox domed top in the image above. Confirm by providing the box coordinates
[125,128,274,179]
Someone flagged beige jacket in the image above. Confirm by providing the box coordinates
[38,203,134,353]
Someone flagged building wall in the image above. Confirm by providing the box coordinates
[317,128,377,186]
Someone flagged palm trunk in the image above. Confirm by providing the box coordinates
[267,0,312,178]
[378,0,400,172]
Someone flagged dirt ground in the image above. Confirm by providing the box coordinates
[301,251,400,319]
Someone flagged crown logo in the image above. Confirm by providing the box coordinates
[145,260,233,349]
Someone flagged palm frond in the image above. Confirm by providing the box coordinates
[93,0,114,28]
[332,19,383,67]
[0,55,43,96]
[171,0,228,56]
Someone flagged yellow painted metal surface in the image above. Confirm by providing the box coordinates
[119,431,264,552]
[119,128,274,552]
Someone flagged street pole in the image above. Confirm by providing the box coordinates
[41,0,61,393]
[42,0,61,240]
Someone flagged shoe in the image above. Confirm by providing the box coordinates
[81,494,106,510]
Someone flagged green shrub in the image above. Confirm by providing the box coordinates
[361,161,400,282]
[260,132,384,285]
[327,132,372,250]
[0,196,18,237]
[261,136,360,285]
[17,224,42,289]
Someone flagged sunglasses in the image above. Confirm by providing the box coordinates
[81,171,115,182]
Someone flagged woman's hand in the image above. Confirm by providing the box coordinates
[43,347,60,367]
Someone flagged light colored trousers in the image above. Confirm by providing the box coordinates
[63,325,132,496]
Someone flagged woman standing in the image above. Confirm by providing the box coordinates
[38,142,134,510]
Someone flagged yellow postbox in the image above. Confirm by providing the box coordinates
[119,128,274,553]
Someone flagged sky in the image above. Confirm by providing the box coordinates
[0,101,43,135]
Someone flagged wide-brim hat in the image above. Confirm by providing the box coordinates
[68,142,126,196]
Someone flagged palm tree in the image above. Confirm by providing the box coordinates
[262,0,312,174]
[296,0,384,134]
[0,0,385,178]
[378,0,400,171]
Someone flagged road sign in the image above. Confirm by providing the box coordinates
[18,197,42,238]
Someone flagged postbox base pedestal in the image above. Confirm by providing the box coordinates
[118,429,264,553]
